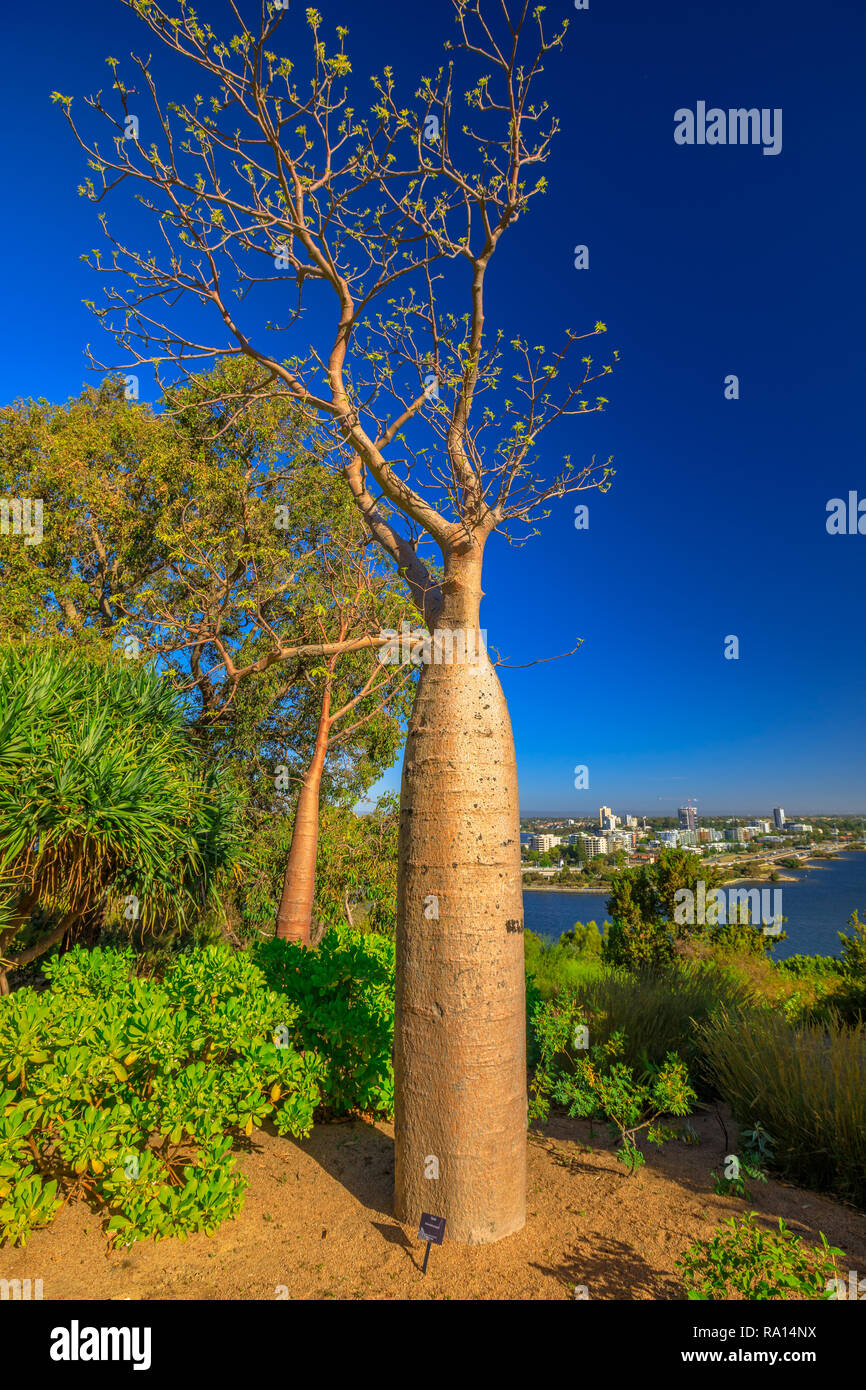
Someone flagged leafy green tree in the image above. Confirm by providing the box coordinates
[603,850,722,969]
[839,910,866,978]
[560,920,603,957]
[117,359,416,947]
[1,364,416,949]
[0,380,174,644]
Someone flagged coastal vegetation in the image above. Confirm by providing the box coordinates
[0,633,861,1281]
[3,858,864,1254]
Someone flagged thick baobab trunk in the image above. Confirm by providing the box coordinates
[394,547,527,1244]
[275,681,332,947]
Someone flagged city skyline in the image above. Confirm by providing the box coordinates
[516,805,866,820]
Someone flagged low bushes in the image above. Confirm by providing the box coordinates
[676,1212,843,1301]
[523,929,607,1001]
[528,993,695,1172]
[696,1007,866,1209]
[4,921,864,1254]
[255,927,395,1117]
[0,945,323,1247]
[563,960,753,1078]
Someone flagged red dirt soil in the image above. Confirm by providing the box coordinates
[5,1106,864,1300]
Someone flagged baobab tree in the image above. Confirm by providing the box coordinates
[57,0,617,1242]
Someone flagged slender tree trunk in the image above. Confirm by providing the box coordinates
[393,545,527,1244]
[274,678,333,947]
[0,911,82,991]
[0,890,41,995]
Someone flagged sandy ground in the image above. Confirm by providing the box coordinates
[5,1106,865,1301]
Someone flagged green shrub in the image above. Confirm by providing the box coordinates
[559,920,605,957]
[528,994,695,1172]
[697,1007,866,1208]
[524,930,607,1001]
[676,1212,843,1300]
[826,978,866,1027]
[525,970,544,1070]
[255,927,395,1117]
[0,945,323,1247]
[826,911,866,1025]
[601,914,674,970]
[259,927,555,1112]
[777,954,843,979]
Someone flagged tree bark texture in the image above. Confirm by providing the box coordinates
[393,547,527,1243]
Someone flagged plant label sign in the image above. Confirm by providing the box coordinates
[418,1212,446,1274]
[418,1212,446,1245]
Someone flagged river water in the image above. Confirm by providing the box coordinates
[522,852,866,960]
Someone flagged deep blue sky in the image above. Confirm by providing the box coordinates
[2,0,865,814]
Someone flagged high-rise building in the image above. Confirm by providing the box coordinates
[599,806,618,831]
[773,807,786,830]
[678,805,698,831]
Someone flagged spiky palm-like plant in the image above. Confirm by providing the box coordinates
[0,644,244,989]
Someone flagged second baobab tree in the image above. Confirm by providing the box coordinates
[123,360,416,948]
[59,0,618,1242]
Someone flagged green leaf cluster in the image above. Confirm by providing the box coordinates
[676,1212,844,1300]
[256,927,395,1116]
[528,993,695,1173]
[0,944,323,1247]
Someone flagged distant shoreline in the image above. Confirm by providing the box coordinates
[522,884,604,894]
[522,867,831,894]
[522,853,860,895]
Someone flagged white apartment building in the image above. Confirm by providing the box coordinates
[530,834,561,853]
